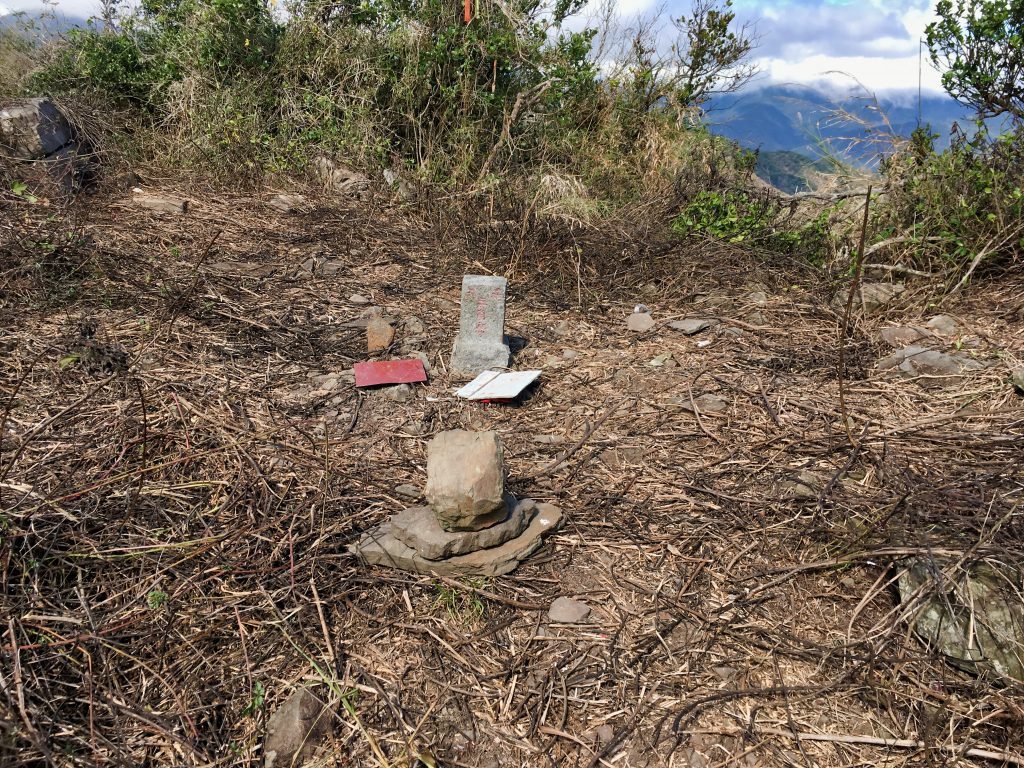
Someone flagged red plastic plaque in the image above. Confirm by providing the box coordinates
[354,359,427,388]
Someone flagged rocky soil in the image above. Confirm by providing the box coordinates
[1,182,1023,767]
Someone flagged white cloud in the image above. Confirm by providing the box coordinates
[757,51,945,94]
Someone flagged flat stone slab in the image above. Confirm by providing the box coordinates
[880,326,928,348]
[668,318,716,335]
[133,190,189,214]
[390,499,534,560]
[878,345,986,382]
[350,503,563,577]
[450,275,510,377]
[548,596,591,624]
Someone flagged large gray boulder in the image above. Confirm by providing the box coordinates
[899,559,1024,683]
[425,430,506,531]
[0,98,73,160]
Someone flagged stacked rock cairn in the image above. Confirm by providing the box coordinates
[351,430,562,576]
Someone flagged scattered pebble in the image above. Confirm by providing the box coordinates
[349,293,371,305]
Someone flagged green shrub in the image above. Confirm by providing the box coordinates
[875,123,1024,275]
[671,186,836,262]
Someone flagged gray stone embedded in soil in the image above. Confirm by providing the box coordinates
[832,281,903,314]
[264,687,331,768]
[880,326,928,348]
[626,312,655,332]
[1013,369,1024,393]
[675,393,728,414]
[898,559,1024,682]
[926,314,959,336]
[878,345,986,381]
[384,383,412,402]
[668,318,716,335]
[450,275,511,377]
[133,190,189,214]
[0,98,74,160]
[856,281,905,313]
[394,483,420,500]
[350,502,563,577]
[267,193,307,213]
[425,430,506,530]
[548,596,591,624]
[390,498,534,560]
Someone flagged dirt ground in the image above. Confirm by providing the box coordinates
[2,182,1023,767]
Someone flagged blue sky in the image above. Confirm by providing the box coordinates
[1,0,946,94]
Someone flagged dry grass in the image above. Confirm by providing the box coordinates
[1,177,1022,767]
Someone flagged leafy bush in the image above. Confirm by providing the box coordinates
[875,123,1024,277]
[672,188,835,260]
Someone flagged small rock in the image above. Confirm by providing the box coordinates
[313,156,369,196]
[267,193,307,213]
[384,383,412,402]
[926,314,959,336]
[561,348,578,360]
[552,319,572,337]
[133,189,188,214]
[548,596,591,624]
[349,293,371,305]
[746,291,768,306]
[409,350,431,372]
[533,434,565,445]
[855,282,905,313]
[648,353,674,367]
[595,724,615,745]
[366,318,395,352]
[264,687,330,768]
[1013,369,1024,393]
[395,484,420,499]
[425,430,506,531]
[668,318,716,335]
[404,316,425,335]
[880,326,927,348]
[777,470,824,500]
[677,394,728,414]
[626,312,655,332]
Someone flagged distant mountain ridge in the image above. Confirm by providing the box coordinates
[706,83,979,169]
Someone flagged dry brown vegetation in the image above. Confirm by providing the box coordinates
[1,179,1023,767]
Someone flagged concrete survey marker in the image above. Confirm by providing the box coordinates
[451,275,510,377]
